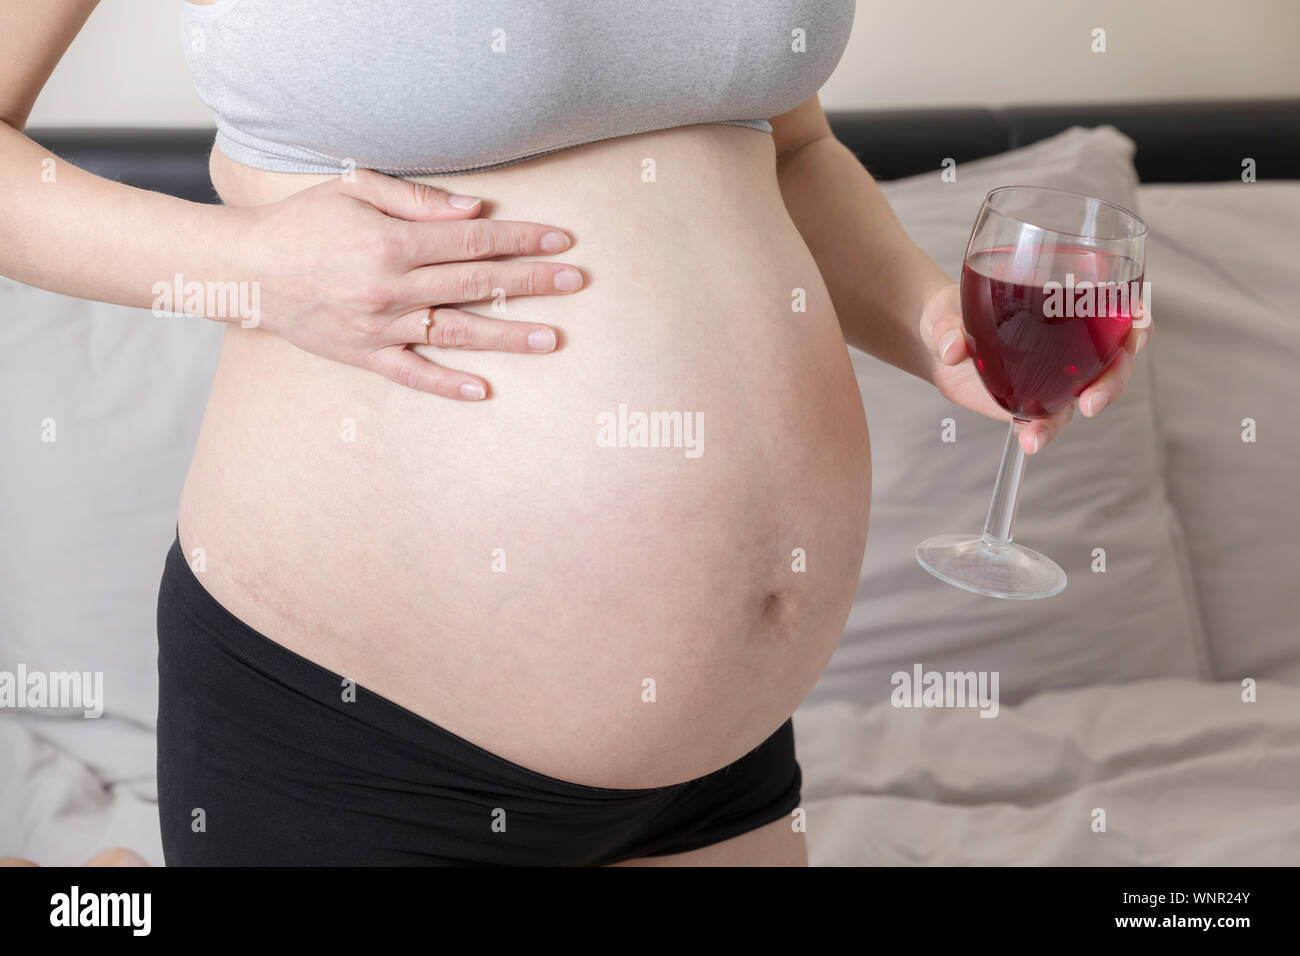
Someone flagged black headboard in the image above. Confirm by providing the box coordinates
[830,99,1300,183]
[26,98,1300,204]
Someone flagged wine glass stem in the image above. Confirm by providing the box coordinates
[981,420,1027,549]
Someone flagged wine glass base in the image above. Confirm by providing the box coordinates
[915,533,1067,600]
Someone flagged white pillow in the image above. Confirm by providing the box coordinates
[1139,181,1300,682]
[806,127,1210,709]
[0,279,221,799]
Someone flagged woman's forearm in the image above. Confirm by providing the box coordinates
[776,134,953,383]
[0,116,584,400]
[0,121,238,310]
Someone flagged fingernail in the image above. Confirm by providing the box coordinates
[459,382,486,399]
[939,330,958,361]
[1135,329,1150,354]
[527,329,556,351]
[448,194,480,209]
[540,231,570,253]
[1086,389,1109,417]
[554,268,584,292]
[1029,432,1041,454]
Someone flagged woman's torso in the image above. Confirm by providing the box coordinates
[177,0,869,789]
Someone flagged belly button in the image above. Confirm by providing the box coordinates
[758,587,804,640]
[760,590,796,631]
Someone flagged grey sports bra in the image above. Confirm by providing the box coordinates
[180,0,855,176]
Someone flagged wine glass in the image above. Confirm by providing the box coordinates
[916,185,1147,599]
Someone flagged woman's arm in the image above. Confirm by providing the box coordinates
[0,114,241,311]
[771,96,951,381]
[0,0,582,400]
[771,96,1148,453]
[0,0,235,307]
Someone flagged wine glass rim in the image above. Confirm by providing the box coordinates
[984,185,1149,240]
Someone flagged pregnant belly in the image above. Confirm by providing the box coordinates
[180,124,870,788]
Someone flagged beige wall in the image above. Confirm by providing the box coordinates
[26,0,1300,128]
[818,0,1300,110]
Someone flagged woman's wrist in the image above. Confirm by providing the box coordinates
[178,202,281,326]
[191,203,255,317]
[128,196,253,323]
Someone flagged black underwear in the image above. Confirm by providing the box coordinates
[155,535,802,865]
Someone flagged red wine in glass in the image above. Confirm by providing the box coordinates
[961,247,1140,419]
[916,187,1147,599]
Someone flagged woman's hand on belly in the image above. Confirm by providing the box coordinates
[222,168,585,400]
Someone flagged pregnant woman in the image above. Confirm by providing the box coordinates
[0,0,1143,866]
